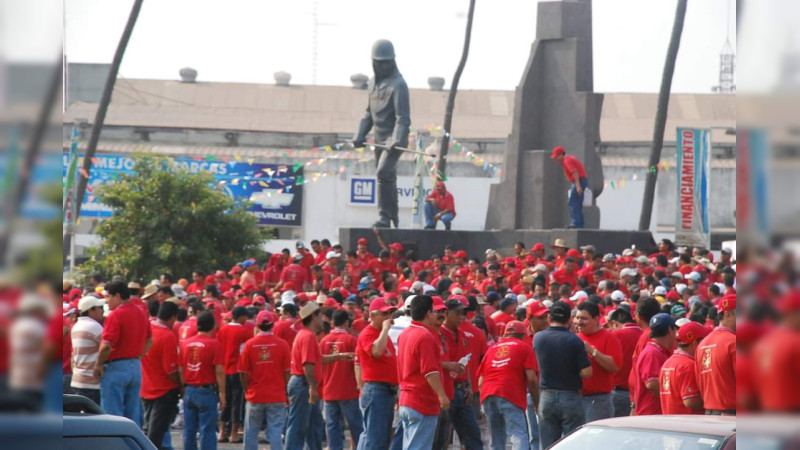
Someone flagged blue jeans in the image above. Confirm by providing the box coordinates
[538,390,585,450]
[611,388,631,417]
[526,392,540,450]
[424,203,454,229]
[582,393,613,423]
[100,358,142,426]
[448,387,482,449]
[326,399,364,450]
[483,396,529,450]
[399,406,438,450]
[245,402,285,450]
[568,177,588,228]
[285,375,323,450]
[183,386,219,450]
[358,382,396,450]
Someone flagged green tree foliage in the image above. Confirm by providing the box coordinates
[79,155,265,282]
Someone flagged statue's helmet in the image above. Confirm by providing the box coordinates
[371,39,396,61]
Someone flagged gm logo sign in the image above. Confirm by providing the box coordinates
[350,178,376,205]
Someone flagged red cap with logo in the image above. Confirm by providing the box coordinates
[676,321,711,344]
[256,310,277,325]
[531,243,545,252]
[323,297,341,309]
[717,294,736,313]
[450,294,469,307]
[357,238,368,245]
[504,320,527,335]
[455,250,468,259]
[369,297,397,313]
[550,146,565,159]
[433,296,447,311]
[526,302,550,318]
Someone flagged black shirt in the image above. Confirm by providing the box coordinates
[533,325,591,391]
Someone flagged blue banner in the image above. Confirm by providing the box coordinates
[675,128,710,247]
[62,154,303,227]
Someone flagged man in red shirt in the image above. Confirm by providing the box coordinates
[186,270,206,296]
[95,281,152,426]
[178,300,205,341]
[479,321,538,450]
[576,302,622,421]
[695,294,736,415]
[180,311,226,450]
[320,310,362,450]
[274,303,299,347]
[216,306,252,443]
[629,297,661,411]
[552,257,580,290]
[634,313,676,415]
[490,297,517,332]
[141,302,181,449]
[397,295,450,449]
[660,322,709,415]
[354,297,398,449]
[551,145,589,228]
[285,302,325,450]
[239,310,291,450]
[752,290,800,411]
[424,181,457,230]
[274,254,311,294]
[609,308,642,417]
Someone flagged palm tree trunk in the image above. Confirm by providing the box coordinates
[436,0,477,177]
[638,0,687,231]
[63,0,144,266]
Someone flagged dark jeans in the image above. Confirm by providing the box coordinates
[568,177,588,228]
[143,389,180,450]
[285,375,323,450]
[611,388,631,417]
[538,389,585,449]
[357,382,396,450]
[183,385,219,450]
[221,373,244,427]
[72,387,101,407]
[326,399,364,450]
[63,374,73,394]
[433,387,482,450]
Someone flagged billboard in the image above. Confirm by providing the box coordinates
[675,128,710,247]
[63,154,303,227]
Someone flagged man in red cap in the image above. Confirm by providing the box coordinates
[238,309,291,450]
[479,321,538,450]
[752,290,800,411]
[356,238,375,264]
[216,306,252,443]
[659,321,709,415]
[355,296,399,449]
[551,145,588,228]
[424,181,456,230]
[695,294,736,415]
[319,310,361,450]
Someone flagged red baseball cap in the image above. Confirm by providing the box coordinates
[550,146,565,159]
[252,294,266,305]
[204,275,217,285]
[222,291,235,299]
[504,320,527,335]
[389,243,403,251]
[665,291,681,301]
[235,299,252,307]
[455,250,468,259]
[256,310,277,325]
[295,292,308,302]
[323,297,341,309]
[566,249,582,259]
[717,294,736,313]
[778,290,800,313]
[450,294,469,307]
[215,270,226,278]
[676,321,711,344]
[357,238,368,245]
[234,289,245,297]
[524,255,536,266]
[228,265,243,275]
[457,267,470,277]
[433,296,447,311]
[526,302,550,318]
[531,243,545,252]
[369,297,397,314]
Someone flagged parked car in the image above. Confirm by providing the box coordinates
[63,394,156,450]
[550,415,736,450]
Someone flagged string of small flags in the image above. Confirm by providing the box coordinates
[605,160,672,190]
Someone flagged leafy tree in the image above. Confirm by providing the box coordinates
[79,155,266,282]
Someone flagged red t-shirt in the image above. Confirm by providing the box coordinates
[659,350,702,415]
[274,319,298,347]
[179,316,198,341]
[460,321,488,394]
[578,328,623,395]
[238,332,291,404]
[613,323,643,389]
[186,282,203,295]
[319,328,359,401]
[439,325,466,400]
[368,259,395,278]
[63,320,73,374]
[490,312,515,334]
[425,190,457,216]
[352,318,368,334]
[355,323,398,385]
[141,321,180,399]
[397,321,443,416]
[347,261,369,281]
[280,264,310,288]
[217,322,253,375]
[560,154,587,182]
[634,340,672,415]
[551,269,578,290]
[695,326,736,411]
[752,327,800,411]
[180,333,224,385]
[129,297,149,318]
[629,328,651,397]
[478,337,536,410]
[290,328,323,384]
[102,302,151,361]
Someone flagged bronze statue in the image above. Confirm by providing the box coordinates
[353,39,410,228]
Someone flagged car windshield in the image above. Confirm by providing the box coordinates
[553,426,725,450]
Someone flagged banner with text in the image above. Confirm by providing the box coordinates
[63,154,303,227]
[675,128,710,247]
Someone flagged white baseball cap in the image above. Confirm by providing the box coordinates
[78,296,106,313]
[569,291,589,302]
[653,286,667,296]
[676,283,688,295]
[326,251,342,259]
[610,290,626,302]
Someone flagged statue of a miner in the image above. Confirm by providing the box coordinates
[352,39,410,229]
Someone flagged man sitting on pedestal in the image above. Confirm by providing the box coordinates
[424,181,456,230]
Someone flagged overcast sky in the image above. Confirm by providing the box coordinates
[62,0,737,94]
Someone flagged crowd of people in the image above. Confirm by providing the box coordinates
[59,234,750,450]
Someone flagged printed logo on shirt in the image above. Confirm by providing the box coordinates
[662,372,671,391]
[496,345,510,359]
[258,346,271,361]
[701,348,712,370]
[188,345,203,371]
[330,342,340,355]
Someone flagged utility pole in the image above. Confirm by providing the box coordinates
[62,0,144,265]
[436,0,476,177]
